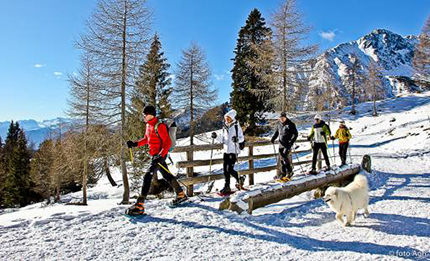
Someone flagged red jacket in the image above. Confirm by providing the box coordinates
[137,117,171,157]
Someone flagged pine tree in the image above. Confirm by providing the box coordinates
[2,123,31,207]
[269,0,318,112]
[231,9,273,135]
[134,33,173,119]
[0,136,5,206]
[413,15,430,84]
[78,0,152,204]
[173,42,216,145]
[345,54,364,115]
[30,139,55,203]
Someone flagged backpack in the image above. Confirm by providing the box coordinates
[155,119,177,152]
[234,123,246,150]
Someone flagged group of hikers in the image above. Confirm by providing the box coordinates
[125,105,352,216]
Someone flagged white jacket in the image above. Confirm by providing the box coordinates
[221,110,245,154]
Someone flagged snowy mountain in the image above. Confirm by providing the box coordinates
[1,91,430,260]
[0,118,71,147]
[306,29,422,109]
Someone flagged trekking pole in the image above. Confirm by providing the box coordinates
[272,143,279,166]
[157,162,204,202]
[348,141,352,164]
[292,145,305,173]
[129,148,134,163]
[206,134,216,193]
[332,139,336,165]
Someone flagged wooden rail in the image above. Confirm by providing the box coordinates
[171,138,318,196]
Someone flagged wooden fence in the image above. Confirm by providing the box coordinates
[171,139,323,196]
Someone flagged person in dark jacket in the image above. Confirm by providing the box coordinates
[126,105,186,215]
[271,112,298,182]
[307,114,331,174]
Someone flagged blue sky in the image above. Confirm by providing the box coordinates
[0,0,429,122]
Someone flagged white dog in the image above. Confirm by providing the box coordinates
[323,174,370,226]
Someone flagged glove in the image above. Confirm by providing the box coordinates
[331,136,335,140]
[211,132,217,139]
[127,141,138,148]
[320,131,325,135]
[232,136,238,143]
[152,154,163,163]
[307,136,311,141]
[270,137,275,144]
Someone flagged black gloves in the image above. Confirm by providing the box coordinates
[211,132,217,139]
[127,141,138,148]
[152,154,163,163]
[307,136,311,141]
[320,131,325,135]
[270,137,276,144]
[232,136,238,143]
[331,136,335,140]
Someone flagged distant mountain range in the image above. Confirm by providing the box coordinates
[305,29,425,109]
[0,118,70,148]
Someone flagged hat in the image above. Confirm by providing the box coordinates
[143,105,156,116]
[224,109,237,121]
[314,114,322,120]
[339,120,345,124]
[280,112,287,118]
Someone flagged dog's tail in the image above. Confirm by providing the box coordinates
[354,174,368,189]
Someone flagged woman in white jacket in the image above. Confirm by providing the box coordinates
[217,109,245,194]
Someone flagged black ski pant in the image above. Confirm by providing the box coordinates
[311,142,330,170]
[279,148,293,177]
[138,156,183,202]
[223,153,239,187]
[339,142,349,165]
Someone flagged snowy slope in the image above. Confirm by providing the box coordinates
[1,92,430,260]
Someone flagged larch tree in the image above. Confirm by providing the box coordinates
[78,0,152,204]
[413,15,430,84]
[173,42,216,145]
[365,61,386,116]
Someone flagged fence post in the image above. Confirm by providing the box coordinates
[186,150,194,196]
[248,146,254,186]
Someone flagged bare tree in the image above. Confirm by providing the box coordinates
[78,0,152,204]
[413,15,430,84]
[365,61,386,116]
[173,43,217,145]
[269,0,318,112]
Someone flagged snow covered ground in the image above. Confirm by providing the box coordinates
[1,92,430,260]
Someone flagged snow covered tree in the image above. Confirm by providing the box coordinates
[78,0,152,204]
[269,0,318,112]
[173,42,216,145]
[365,61,386,116]
[413,15,430,84]
[231,9,273,135]
[2,122,32,207]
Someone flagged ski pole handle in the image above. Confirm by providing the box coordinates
[129,148,134,162]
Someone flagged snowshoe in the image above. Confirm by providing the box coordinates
[169,191,188,207]
[308,169,318,175]
[276,176,291,183]
[217,186,235,197]
[125,202,146,216]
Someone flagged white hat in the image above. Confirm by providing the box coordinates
[314,114,322,120]
[224,109,237,121]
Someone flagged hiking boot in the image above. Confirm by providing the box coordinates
[287,172,294,179]
[235,176,246,190]
[219,186,232,195]
[323,166,331,171]
[171,191,188,205]
[126,202,145,215]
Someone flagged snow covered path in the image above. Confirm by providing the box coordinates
[1,92,430,260]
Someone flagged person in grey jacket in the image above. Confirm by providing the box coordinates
[213,109,245,194]
[271,112,298,181]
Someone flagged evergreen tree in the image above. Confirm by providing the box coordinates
[30,139,55,203]
[413,15,430,84]
[135,33,173,119]
[231,9,272,135]
[345,54,365,115]
[0,136,5,205]
[173,42,216,145]
[2,123,32,207]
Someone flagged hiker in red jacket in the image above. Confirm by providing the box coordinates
[126,105,186,215]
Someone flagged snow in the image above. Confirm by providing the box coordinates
[2,92,430,260]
